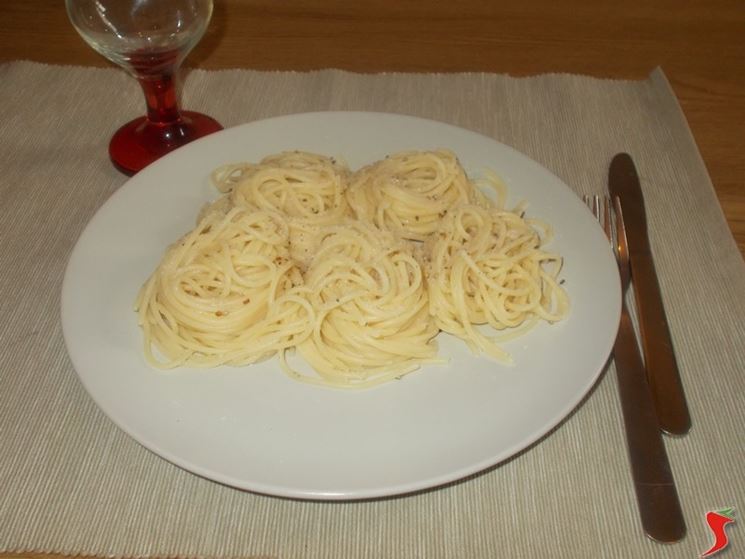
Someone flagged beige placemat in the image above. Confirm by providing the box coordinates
[0,61,743,558]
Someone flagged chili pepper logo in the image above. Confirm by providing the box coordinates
[701,507,736,557]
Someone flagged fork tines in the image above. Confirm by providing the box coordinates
[583,194,625,256]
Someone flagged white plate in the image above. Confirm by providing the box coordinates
[61,111,621,500]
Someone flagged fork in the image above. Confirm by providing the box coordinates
[585,195,686,543]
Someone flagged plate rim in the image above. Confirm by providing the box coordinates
[61,110,621,500]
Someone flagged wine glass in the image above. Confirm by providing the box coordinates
[66,0,223,175]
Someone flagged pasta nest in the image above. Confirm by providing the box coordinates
[346,149,477,241]
[211,151,352,269]
[424,204,569,361]
[293,220,440,387]
[135,206,313,367]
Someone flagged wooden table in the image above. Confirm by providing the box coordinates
[1,0,743,261]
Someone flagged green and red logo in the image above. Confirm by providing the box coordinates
[701,507,736,557]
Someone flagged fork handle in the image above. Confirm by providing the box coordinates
[631,255,691,435]
[613,305,686,543]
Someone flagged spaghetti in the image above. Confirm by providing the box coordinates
[135,206,313,368]
[346,149,478,241]
[291,220,440,388]
[424,204,569,362]
[135,149,569,388]
[213,151,351,268]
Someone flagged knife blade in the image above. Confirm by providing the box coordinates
[608,153,691,436]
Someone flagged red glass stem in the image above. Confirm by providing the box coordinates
[108,52,223,175]
[138,71,182,124]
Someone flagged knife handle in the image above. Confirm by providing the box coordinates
[630,254,692,436]
[613,307,686,543]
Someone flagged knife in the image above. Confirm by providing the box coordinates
[608,153,691,436]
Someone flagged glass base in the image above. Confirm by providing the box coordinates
[109,111,223,175]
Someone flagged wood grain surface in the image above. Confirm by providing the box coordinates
[2,0,742,258]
